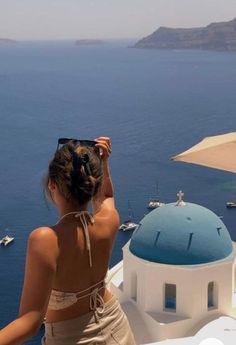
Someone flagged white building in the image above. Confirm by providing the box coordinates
[109,194,236,344]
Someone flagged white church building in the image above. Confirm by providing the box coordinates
[108,193,236,344]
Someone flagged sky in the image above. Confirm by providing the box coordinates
[0,0,236,40]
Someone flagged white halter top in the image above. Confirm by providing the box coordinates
[48,211,106,312]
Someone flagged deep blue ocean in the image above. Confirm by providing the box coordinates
[0,40,236,343]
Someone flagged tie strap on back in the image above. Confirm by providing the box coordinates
[57,210,94,268]
[75,211,94,268]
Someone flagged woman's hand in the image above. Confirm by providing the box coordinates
[95,137,112,160]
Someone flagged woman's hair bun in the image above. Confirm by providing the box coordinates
[45,142,103,205]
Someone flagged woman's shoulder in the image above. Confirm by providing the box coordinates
[29,226,56,241]
[27,227,59,259]
[26,227,59,270]
[93,207,120,232]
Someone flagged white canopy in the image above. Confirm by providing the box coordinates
[172,132,236,173]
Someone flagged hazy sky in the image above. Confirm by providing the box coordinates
[0,0,236,40]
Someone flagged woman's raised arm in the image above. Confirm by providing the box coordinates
[92,138,114,209]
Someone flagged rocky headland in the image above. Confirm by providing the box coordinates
[134,18,236,51]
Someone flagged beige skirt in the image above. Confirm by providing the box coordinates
[41,295,136,345]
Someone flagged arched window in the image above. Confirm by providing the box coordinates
[164,283,176,311]
[234,262,236,293]
[208,282,216,309]
[131,272,137,302]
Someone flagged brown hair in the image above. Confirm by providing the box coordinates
[45,141,103,206]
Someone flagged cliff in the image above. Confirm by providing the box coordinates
[134,18,236,51]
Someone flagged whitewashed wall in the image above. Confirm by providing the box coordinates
[108,241,236,343]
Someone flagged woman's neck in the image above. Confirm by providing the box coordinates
[58,202,88,218]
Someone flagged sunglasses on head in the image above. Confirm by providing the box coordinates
[56,138,97,151]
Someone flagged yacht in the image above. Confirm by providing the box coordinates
[147,182,165,210]
[226,202,236,208]
[0,235,14,246]
[119,200,138,232]
[147,199,165,210]
[119,220,138,232]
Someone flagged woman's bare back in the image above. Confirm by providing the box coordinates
[45,210,118,322]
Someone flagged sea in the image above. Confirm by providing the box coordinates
[0,40,236,344]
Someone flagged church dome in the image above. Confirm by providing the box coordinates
[129,202,233,265]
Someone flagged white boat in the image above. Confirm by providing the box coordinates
[119,220,138,232]
[147,182,165,210]
[148,199,165,210]
[0,235,14,246]
[226,201,236,208]
[119,200,138,232]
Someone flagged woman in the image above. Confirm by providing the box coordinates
[0,136,136,345]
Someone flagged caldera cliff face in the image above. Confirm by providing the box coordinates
[134,18,236,51]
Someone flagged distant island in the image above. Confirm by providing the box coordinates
[134,18,236,51]
[0,38,17,44]
[75,39,105,46]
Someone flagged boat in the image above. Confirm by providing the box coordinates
[226,202,236,208]
[119,201,138,232]
[147,182,165,210]
[0,235,14,246]
[119,220,138,232]
[148,199,165,210]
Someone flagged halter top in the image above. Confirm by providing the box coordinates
[48,211,107,312]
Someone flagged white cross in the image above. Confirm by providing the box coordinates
[176,190,186,206]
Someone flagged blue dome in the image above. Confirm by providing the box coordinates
[129,203,233,265]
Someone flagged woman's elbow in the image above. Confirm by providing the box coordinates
[30,321,43,337]
[16,313,44,338]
